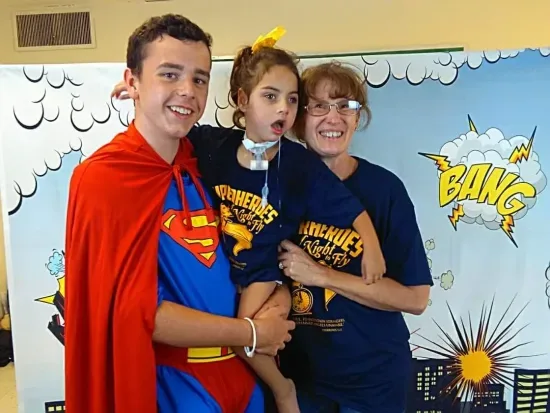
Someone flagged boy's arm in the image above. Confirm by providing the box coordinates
[110,80,129,99]
[154,241,290,350]
[154,282,279,349]
[154,301,254,347]
[154,300,294,354]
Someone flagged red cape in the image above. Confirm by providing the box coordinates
[64,122,205,412]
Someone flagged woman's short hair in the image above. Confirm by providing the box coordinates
[293,61,372,141]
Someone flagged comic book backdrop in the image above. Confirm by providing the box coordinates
[0,47,549,413]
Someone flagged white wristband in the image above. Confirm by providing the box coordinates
[243,317,257,358]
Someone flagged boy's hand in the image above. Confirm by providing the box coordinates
[111,81,130,100]
[253,306,295,356]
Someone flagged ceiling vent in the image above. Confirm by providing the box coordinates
[13,10,95,51]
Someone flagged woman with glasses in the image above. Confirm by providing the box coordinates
[275,61,433,413]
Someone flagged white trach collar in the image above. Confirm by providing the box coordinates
[242,134,279,152]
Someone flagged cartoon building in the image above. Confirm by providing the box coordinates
[471,383,507,413]
[406,358,461,413]
[512,368,550,412]
[44,400,65,412]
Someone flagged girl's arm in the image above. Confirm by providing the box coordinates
[352,211,386,284]
[254,284,291,319]
[153,299,295,351]
[302,149,385,285]
[238,282,279,319]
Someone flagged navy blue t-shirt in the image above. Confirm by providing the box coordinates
[188,125,365,288]
[282,157,433,413]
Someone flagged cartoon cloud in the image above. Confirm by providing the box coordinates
[5,65,134,215]
[420,116,547,247]
[439,270,454,290]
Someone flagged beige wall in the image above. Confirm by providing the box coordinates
[1,0,550,65]
[0,0,549,297]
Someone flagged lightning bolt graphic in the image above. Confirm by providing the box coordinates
[325,289,336,310]
[509,128,536,164]
[448,204,464,230]
[318,260,337,309]
[419,153,452,172]
[500,215,518,248]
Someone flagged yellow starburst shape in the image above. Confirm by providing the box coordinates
[413,295,533,401]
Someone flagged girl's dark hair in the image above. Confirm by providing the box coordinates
[229,45,301,129]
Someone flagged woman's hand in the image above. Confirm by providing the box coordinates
[111,80,130,100]
[278,240,329,287]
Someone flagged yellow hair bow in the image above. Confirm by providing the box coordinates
[251,26,286,54]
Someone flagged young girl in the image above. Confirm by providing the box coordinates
[197,30,385,412]
[111,28,385,412]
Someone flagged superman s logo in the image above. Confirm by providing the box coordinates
[161,209,219,268]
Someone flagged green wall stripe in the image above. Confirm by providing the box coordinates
[212,46,465,62]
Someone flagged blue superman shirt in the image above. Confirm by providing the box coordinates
[155,173,264,413]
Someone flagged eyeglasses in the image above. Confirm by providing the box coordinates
[305,100,362,117]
